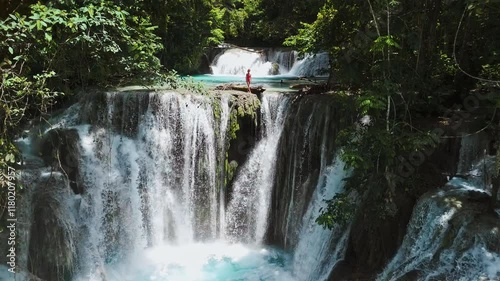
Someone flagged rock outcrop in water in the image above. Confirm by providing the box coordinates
[37,129,82,194]
[28,173,76,281]
[378,186,500,281]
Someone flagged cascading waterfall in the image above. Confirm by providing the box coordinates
[288,52,330,77]
[291,156,351,281]
[73,92,225,280]
[210,48,329,77]
[267,50,296,73]
[377,187,500,281]
[225,93,290,243]
[211,49,276,76]
[378,134,500,281]
[267,95,343,250]
[456,133,490,175]
[217,94,231,239]
[15,90,357,281]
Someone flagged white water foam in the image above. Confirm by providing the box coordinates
[211,48,330,77]
[292,157,351,281]
[225,93,290,243]
[17,91,355,281]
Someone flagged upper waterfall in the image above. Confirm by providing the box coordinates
[210,48,330,77]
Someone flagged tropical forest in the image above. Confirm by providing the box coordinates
[0,0,499,280]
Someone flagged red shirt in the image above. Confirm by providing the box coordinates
[246,72,251,83]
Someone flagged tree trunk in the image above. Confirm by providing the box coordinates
[416,0,442,79]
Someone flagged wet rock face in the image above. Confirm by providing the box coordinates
[79,91,150,137]
[225,93,261,195]
[38,129,82,194]
[377,187,500,281]
[332,133,463,280]
[28,173,76,281]
[266,94,351,249]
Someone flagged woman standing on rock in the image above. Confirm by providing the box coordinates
[246,69,252,92]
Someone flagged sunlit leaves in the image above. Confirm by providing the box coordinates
[0,1,163,189]
[316,193,356,229]
[370,35,401,53]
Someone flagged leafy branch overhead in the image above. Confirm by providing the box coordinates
[1,2,163,89]
[0,1,163,186]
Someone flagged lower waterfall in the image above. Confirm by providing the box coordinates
[12,90,499,281]
[225,93,290,244]
[291,158,351,281]
[377,146,500,281]
[16,91,351,281]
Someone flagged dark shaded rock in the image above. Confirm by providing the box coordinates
[399,270,421,281]
[28,173,76,281]
[79,91,150,137]
[336,124,464,279]
[78,91,109,126]
[266,93,355,249]
[37,129,82,194]
[338,183,415,280]
[225,94,261,202]
[199,53,212,74]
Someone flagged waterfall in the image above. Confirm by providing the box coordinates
[210,48,329,77]
[377,188,500,281]
[267,50,296,73]
[15,90,357,281]
[217,94,231,239]
[53,92,230,280]
[211,49,275,76]
[225,93,290,243]
[457,133,489,175]
[291,156,351,281]
[288,52,330,77]
[378,136,500,281]
[267,94,344,249]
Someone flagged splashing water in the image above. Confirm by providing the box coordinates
[292,156,352,281]
[225,94,291,243]
[378,187,500,281]
[74,242,296,281]
[18,91,354,281]
[210,48,329,77]
[211,49,276,76]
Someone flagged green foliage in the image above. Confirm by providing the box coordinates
[370,35,400,53]
[212,0,261,41]
[316,192,356,229]
[225,158,238,186]
[0,0,163,155]
[252,0,323,45]
[285,0,500,94]
[137,0,224,73]
[0,1,164,223]
[158,70,208,95]
[0,1,163,89]
[0,59,61,171]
